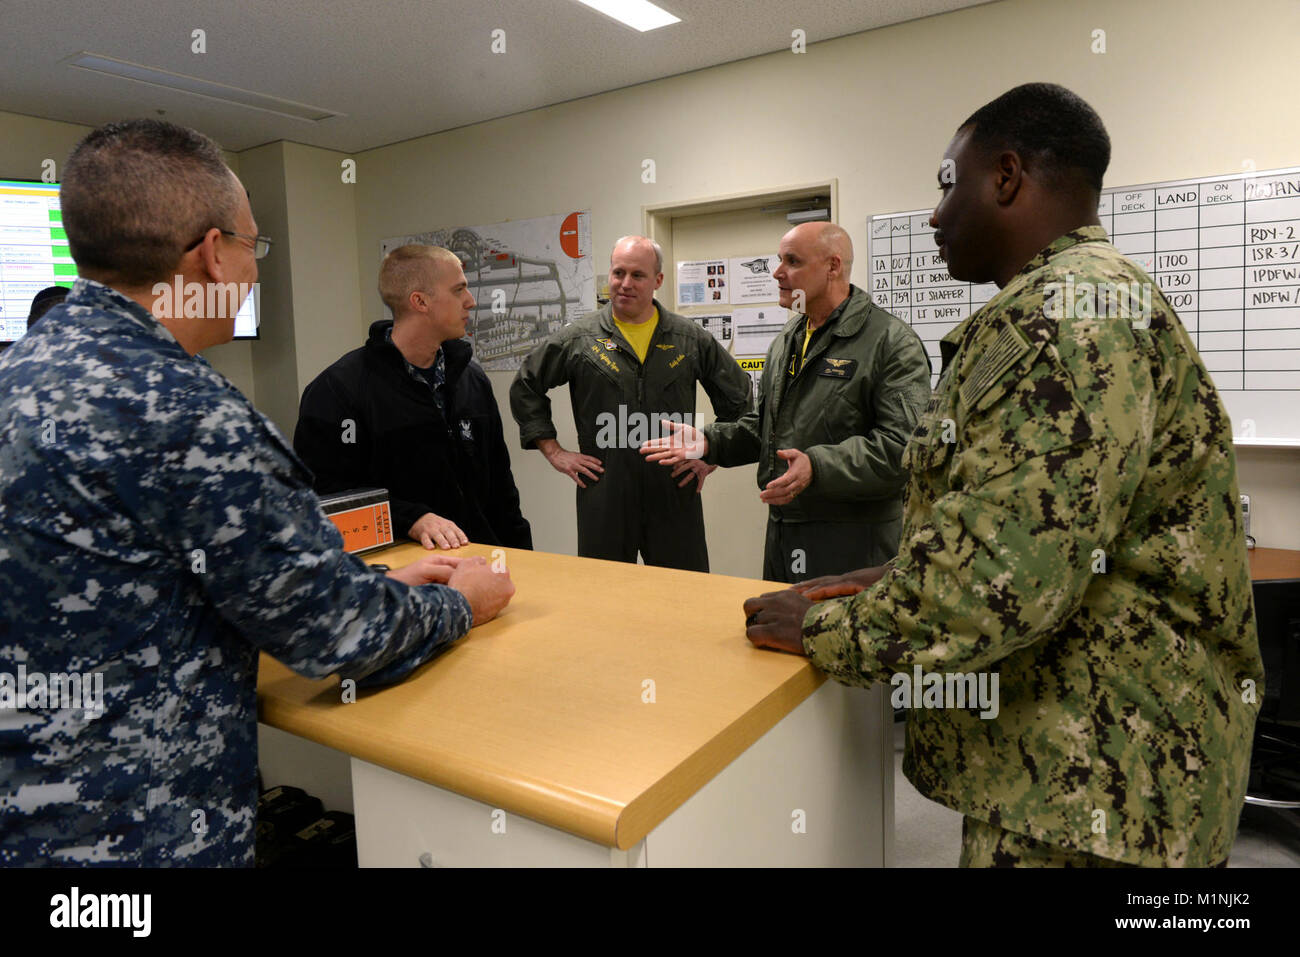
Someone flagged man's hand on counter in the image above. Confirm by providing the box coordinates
[743,589,813,656]
[791,565,887,601]
[446,556,516,626]
[409,511,469,549]
[384,554,463,587]
[384,555,515,626]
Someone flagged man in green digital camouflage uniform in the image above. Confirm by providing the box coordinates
[739,84,1264,867]
[642,222,931,583]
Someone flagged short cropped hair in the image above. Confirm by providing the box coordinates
[613,236,664,275]
[61,119,243,287]
[960,83,1111,192]
[378,245,463,315]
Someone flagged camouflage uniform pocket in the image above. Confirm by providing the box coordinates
[909,356,961,475]
[902,379,957,474]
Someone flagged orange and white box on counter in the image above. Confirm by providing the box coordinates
[319,488,394,555]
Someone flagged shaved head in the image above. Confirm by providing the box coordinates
[785,222,853,276]
[774,220,854,323]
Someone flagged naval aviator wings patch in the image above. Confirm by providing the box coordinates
[958,322,1031,409]
[813,356,858,378]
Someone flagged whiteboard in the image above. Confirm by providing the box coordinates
[869,167,1300,442]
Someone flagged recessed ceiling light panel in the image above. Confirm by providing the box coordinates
[572,0,681,32]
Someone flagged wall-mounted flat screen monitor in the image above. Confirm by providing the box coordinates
[1,178,259,342]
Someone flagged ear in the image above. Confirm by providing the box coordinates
[192,227,224,281]
[994,149,1024,206]
[653,271,664,290]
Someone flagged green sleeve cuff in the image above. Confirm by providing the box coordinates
[700,423,719,465]
[518,424,557,450]
[801,594,879,688]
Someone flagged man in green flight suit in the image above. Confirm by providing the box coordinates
[510,235,751,571]
[739,83,1264,867]
[642,221,932,583]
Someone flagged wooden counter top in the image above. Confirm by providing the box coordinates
[1249,547,1300,582]
[257,543,822,850]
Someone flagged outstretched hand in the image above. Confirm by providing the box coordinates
[640,419,708,465]
[759,449,812,505]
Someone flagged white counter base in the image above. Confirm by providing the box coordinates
[261,681,893,867]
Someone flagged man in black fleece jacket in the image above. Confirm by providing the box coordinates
[294,244,531,550]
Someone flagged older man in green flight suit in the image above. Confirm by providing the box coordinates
[739,83,1264,868]
[642,221,931,583]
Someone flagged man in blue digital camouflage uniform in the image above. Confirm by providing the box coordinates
[0,120,514,866]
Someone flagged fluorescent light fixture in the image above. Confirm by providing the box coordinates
[572,0,680,32]
[64,52,341,122]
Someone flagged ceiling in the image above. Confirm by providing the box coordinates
[0,0,993,153]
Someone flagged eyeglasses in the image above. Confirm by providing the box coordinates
[218,229,273,260]
[185,228,273,259]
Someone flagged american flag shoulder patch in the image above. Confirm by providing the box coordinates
[958,323,1030,409]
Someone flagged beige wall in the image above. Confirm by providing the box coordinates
[2,0,1297,555]
[0,111,88,184]
[236,142,299,432]
[208,141,363,437]
[346,0,1300,558]
[282,142,364,397]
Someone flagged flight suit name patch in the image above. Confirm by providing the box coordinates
[814,357,858,379]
